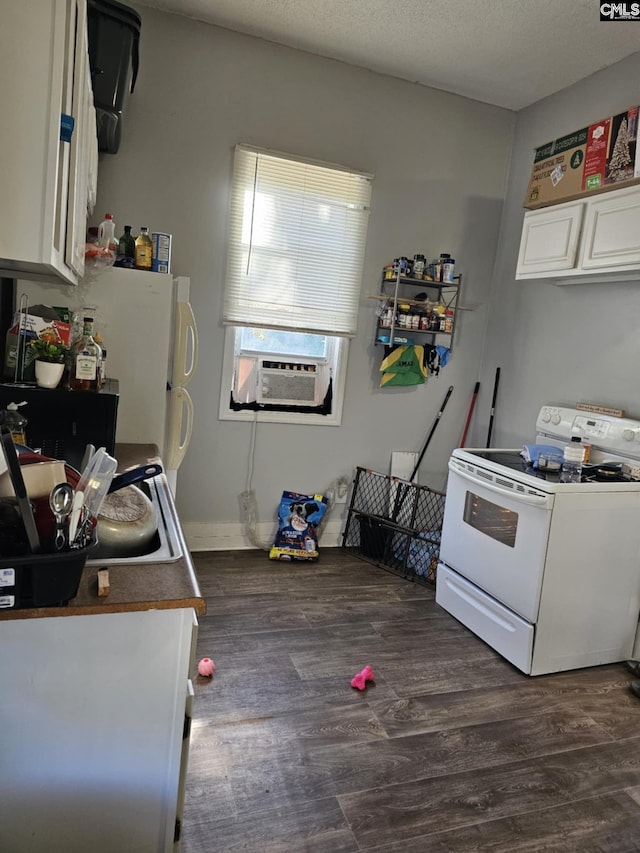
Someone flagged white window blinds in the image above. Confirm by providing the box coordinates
[223,144,373,337]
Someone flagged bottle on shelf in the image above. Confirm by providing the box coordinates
[98,214,118,255]
[0,402,28,445]
[412,254,426,279]
[67,317,103,392]
[115,225,136,268]
[560,437,585,483]
[134,226,153,270]
[442,254,456,283]
[444,309,454,333]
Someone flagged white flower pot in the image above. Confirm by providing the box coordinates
[34,360,65,389]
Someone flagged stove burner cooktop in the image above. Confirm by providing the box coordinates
[467,450,630,483]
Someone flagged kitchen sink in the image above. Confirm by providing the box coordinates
[87,476,183,566]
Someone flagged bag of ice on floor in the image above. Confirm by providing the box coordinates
[269,490,328,561]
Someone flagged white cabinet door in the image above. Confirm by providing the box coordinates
[580,184,640,270]
[516,202,585,278]
[0,0,93,286]
[0,608,197,853]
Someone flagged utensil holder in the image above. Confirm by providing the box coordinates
[0,532,97,610]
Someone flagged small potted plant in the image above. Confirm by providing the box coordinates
[29,336,69,389]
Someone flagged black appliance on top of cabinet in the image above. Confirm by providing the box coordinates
[0,379,119,470]
[87,0,141,154]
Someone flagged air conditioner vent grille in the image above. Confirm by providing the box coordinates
[257,363,319,406]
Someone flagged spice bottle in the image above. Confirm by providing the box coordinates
[444,309,454,332]
[413,254,426,279]
[442,254,456,283]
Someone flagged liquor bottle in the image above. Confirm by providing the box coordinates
[68,317,103,392]
[94,332,107,385]
[134,226,153,270]
[115,225,136,268]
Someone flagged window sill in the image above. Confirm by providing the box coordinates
[218,407,342,426]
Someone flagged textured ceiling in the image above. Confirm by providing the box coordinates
[136,0,640,110]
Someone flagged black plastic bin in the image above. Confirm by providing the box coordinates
[88,0,141,154]
[359,515,392,561]
[0,535,97,610]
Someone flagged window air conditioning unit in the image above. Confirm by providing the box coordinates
[257,361,319,406]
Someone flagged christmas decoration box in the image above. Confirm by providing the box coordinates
[524,128,588,209]
[604,106,639,186]
[524,104,640,209]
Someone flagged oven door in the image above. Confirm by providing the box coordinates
[439,457,554,622]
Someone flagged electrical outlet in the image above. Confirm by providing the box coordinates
[335,478,349,504]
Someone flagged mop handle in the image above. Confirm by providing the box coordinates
[409,385,454,482]
[460,381,480,448]
[486,367,501,447]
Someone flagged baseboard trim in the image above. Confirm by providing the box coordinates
[182,519,345,552]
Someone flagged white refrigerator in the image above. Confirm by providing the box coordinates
[16,268,198,492]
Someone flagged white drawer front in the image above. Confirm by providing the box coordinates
[436,564,534,674]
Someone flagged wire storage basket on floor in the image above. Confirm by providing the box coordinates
[341,467,446,584]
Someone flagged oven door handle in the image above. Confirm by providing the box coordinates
[448,459,554,508]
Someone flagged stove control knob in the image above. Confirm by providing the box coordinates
[551,413,561,425]
[623,428,637,441]
[541,410,551,423]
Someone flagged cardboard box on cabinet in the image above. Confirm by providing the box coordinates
[524,104,640,209]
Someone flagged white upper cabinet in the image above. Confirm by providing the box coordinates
[516,185,640,283]
[0,0,97,286]
[580,186,640,270]
[516,203,585,277]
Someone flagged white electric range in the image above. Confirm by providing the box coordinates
[436,405,640,676]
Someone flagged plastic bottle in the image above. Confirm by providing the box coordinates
[135,227,153,270]
[560,437,585,483]
[98,214,117,254]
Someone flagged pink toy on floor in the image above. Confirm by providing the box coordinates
[198,657,216,677]
[351,665,375,690]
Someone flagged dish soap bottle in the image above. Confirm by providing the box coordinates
[134,226,153,270]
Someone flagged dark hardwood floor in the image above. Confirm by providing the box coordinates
[181,549,640,852]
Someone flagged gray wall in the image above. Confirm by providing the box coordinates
[95,6,515,539]
[482,51,640,449]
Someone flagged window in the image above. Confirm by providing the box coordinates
[219,144,373,425]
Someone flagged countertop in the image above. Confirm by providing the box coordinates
[0,443,206,621]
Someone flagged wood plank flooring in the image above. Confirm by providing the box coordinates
[181,549,640,852]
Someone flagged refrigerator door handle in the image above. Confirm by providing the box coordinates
[165,387,194,471]
[173,302,198,388]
